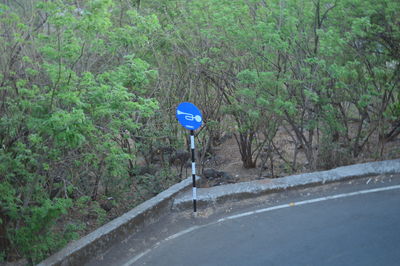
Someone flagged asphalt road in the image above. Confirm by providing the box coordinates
[88,175,400,266]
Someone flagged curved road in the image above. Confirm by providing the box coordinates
[87,175,400,266]
[130,184,400,266]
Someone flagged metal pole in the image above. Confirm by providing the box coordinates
[190,130,197,212]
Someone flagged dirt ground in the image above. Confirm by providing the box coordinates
[199,126,400,188]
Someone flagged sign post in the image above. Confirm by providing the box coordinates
[176,102,202,212]
[190,130,197,212]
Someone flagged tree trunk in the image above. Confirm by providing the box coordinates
[234,132,257,169]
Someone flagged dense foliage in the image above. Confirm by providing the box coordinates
[0,0,398,263]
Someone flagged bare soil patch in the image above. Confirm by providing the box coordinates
[199,126,400,188]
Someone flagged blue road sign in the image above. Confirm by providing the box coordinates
[176,102,202,130]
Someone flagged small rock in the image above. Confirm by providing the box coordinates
[202,168,235,186]
[100,200,114,212]
[203,168,220,179]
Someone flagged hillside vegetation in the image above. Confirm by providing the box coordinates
[0,0,399,263]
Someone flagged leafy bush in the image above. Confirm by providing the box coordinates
[0,0,160,263]
[10,199,73,264]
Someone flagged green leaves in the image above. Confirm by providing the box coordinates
[237,70,258,85]
[46,109,88,148]
[11,198,73,263]
[0,0,161,262]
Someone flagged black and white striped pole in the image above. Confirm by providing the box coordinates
[176,102,202,213]
[190,130,197,212]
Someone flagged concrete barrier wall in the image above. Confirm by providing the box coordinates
[173,159,400,209]
[38,176,199,266]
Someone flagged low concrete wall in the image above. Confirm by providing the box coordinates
[38,176,199,266]
[173,159,400,210]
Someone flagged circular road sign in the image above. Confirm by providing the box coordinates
[176,102,203,130]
